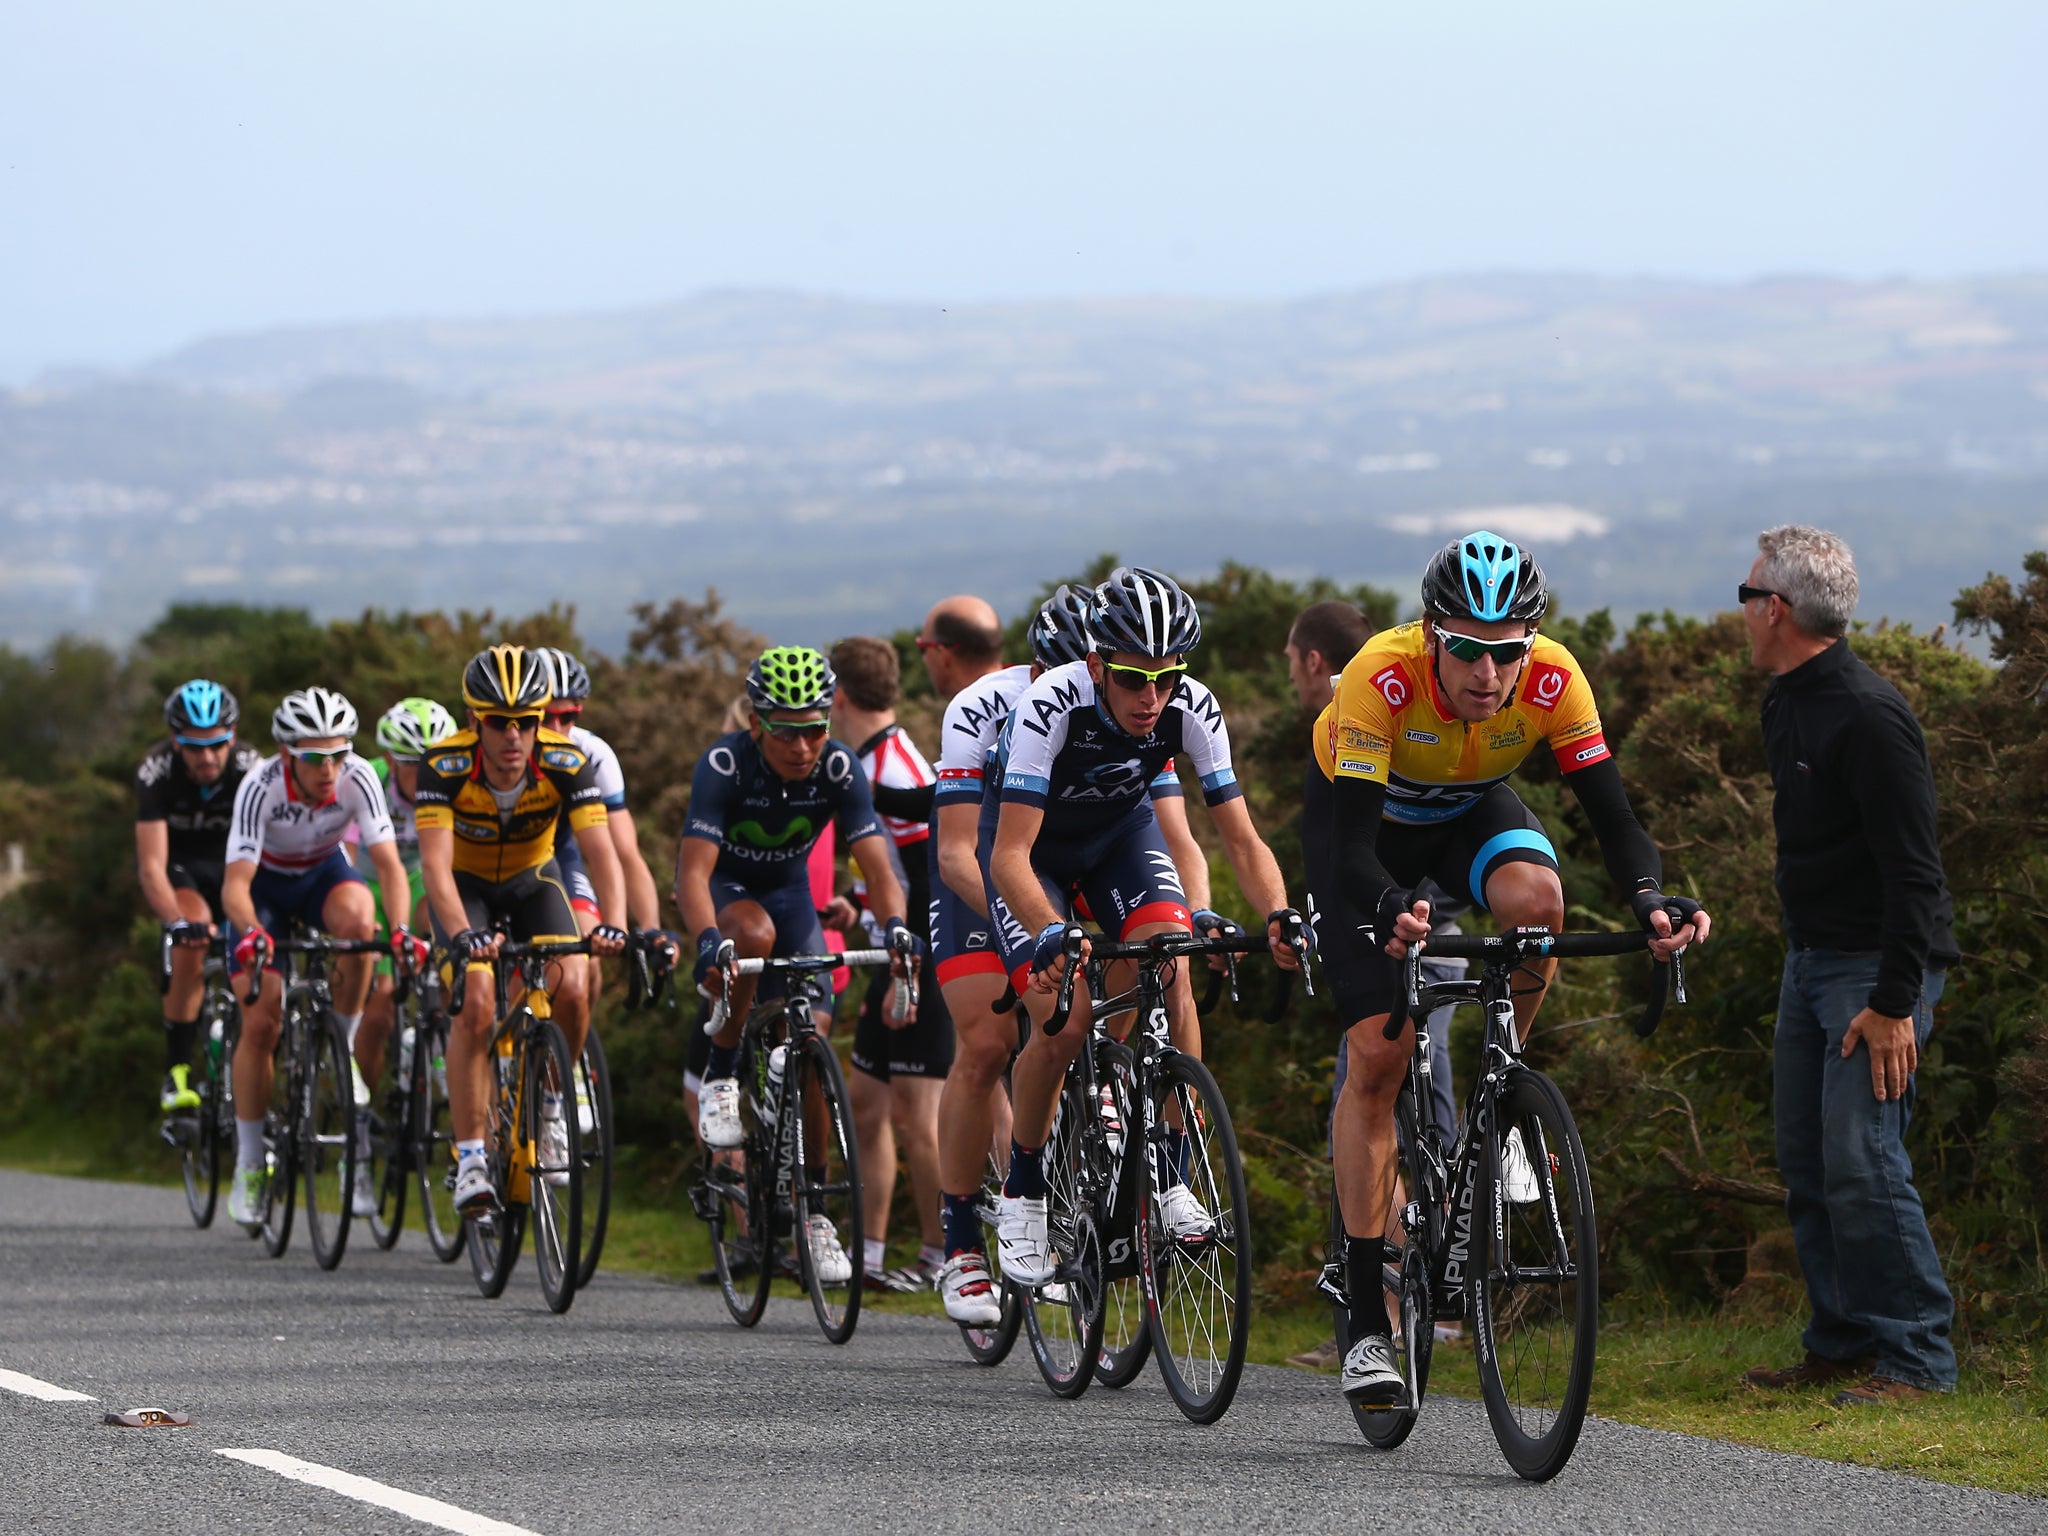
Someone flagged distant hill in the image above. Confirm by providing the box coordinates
[2,274,2044,651]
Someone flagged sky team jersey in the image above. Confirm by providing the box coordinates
[1315,622,1611,825]
[135,739,264,865]
[227,752,395,873]
[683,729,884,890]
[412,727,608,882]
[994,660,1238,844]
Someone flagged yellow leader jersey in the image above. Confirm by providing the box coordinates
[413,727,609,881]
[1313,622,1611,825]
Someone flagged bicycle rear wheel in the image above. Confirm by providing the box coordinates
[790,1031,863,1344]
[1141,1052,1252,1424]
[1093,1040,1150,1389]
[527,1018,583,1314]
[174,1051,221,1229]
[1023,1067,1106,1398]
[259,1025,297,1258]
[301,1012,357,1272]
[1473,1069,1597,1482]
[412,1015,466,1263]
[960,1157,1024,1366]
[572,1027,614,1290]
[365,1016,408,1251]
[468,1029,526,1299]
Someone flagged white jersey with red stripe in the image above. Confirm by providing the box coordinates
[227,752,395,874]
[932,663,1035,807]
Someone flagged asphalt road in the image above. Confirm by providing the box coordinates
[0,1168,2037,1536]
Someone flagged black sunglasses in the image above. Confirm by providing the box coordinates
[1738,584,1782,606]
[1102,661,1188,693]
[760,719,830,741]
[480,713,541,734]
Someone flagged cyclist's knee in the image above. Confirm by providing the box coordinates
[1485,862,1564,929]
[1340,1020,1408,1098]
[719,901,775,957]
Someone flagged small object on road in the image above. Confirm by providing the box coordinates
[1287,1336,1341,1371]
[104,1408,194,1428]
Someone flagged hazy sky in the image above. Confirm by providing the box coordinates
[4,0,2043,381]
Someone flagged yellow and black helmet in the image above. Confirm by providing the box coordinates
[461,644,553,714]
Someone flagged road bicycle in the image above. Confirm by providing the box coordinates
[158,928,241,1229]
[692,942,914,1344]
[355,949,444,1254]
[239,931,383,1271]
[1326,921,1690,1480]
[1008,917,1313,1422]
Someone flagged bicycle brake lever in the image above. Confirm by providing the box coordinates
[1225,949,1241,1008]
[1044,929,1085,1037]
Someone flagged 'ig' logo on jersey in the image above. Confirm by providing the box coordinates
[1373,665,1411,710]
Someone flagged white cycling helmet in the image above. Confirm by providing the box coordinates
[272,686,359,745]
[376,697,458,760]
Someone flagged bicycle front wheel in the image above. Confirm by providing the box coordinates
[1473,1069,1598,1482]
[790,1032,863,1343]
[412,1015,466,1263]
[365,1019,408,1251]
[176,1053,222,1229]
[301,1013,357,1272]
[572,1027,614,1291]
[1348,1083,1435,1449]
[527,1019,583,1314]
[468,1028,526,1299]
[1141,1053,1252,1424]
[698,1028,773,1328]
[1023,1066,1106,1398]
[1093,1039,1150,1389]
[259,1025,297,1258]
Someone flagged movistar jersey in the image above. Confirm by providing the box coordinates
[683,729,884,891]
[1314,621,1610,825]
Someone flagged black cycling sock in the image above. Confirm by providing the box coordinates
[164,1017,198,1072]
[705,1042,739,1082]
[1004,1140,1046,1200]
[1346,1233,1391,1341]
[941,1191,982,1258]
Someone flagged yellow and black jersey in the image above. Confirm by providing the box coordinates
[413,727,608,882]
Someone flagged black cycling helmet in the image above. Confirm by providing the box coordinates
[165,678,238,735]
[535,647,592,704]
[1420,530,1549,625]
[1089,566,1200,659]
[1029,584,1095,668]
[461,644,553,714]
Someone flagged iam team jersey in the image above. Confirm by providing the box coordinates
[1314,621,1610,824]
[993,660,1237,851]
[683,729,883,891]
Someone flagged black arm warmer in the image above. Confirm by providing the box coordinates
[1332,775,1400,927]
[1561,756,1663,895]
[903,840,935,946]
[870,780,936,823]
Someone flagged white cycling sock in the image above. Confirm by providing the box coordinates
[865,1238,887,1271]
[235,1117,266,1170]
[919,1243,946,1270]
[456,1138,485,1165]
[338,1011,363,1049]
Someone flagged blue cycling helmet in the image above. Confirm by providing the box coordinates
[165,679,239,735]
[1420,530,1549,624]
[1029,584,1095,668]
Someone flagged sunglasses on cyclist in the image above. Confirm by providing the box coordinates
[289,745,352,765]
[1101,660,1188,693]
[480,713,542,735]
[545,705,582,722]
[1738,583,1782,606]
[1432,626,1536,666]
[759,719,830,741]
[175,734,233,751]
[914,636,950,652]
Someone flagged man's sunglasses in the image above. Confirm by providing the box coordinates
[914,637,951,652]
[1102,660,1188,693]
[545,705,582,723]
[480,713,542,735]
[1433,626,1536,666]
[1738,583,1782,606]
[175,734,233,751]
[289,745,352,765]
[760,719,830,741]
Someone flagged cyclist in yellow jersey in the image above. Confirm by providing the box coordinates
[1305,531,1709,1408]
[414,644,627,1214]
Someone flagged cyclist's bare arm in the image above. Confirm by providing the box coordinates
[1154,792,1212,911]
[605,806,663,931]
[1206,797,1298,968]
[936,801,989,917]
[222,859,259,935]
[846,830,906,924]
[418,825,488,959]
[571,818,628,946]
[671,836,722,941]
[134,820,186,926]
[366,837,413,935]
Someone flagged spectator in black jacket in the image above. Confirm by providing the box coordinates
[1740,525,1958,1407]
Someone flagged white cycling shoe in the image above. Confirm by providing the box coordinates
[1341,1333,1408,1408]
[939,1251,1004,1326]
[540,1106,571,1188]
[996,1194,1056,1285]
[806,1214,853,1285]
[347,1162,379,1219]
[453,1159,494,1214]
[227,1166,267,1231]
[1501,1127,1541,1204]
[698,1078,743,1149]
[1157,1182,1216,1240]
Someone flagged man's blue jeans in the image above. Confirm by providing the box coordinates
[1774,945,1955,1390]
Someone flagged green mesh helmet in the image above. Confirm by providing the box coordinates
[376,697,458,760]
[746,646,836,713]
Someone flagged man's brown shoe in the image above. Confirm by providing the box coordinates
[1287,1335,1342,1371]
[1743,1351,1875,1390]
[1833,1375,1930,1407]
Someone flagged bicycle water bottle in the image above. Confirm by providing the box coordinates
[205,1016,225,1076]
[398,1024,416,1083]
[761,1044,787,1127]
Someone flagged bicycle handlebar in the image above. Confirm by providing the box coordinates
[1381,924,1691,1042]
[996,926,1305,1039]
[698,947,916,1036]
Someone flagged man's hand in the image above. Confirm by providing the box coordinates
[1842,1007,1917,1103]
[1265,907,1308,972]
[168,918,213,949]
[693,928,731,992]
[233,926,272,972]
[1377,890,1432,958]
[1029,921,1088,995]
[1631,888,1711,961]
[451,926,499,965]
[590,923,629,958]
[819,894,860,933]
[389,926,431,971]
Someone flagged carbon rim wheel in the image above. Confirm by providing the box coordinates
[572,1028,614,1290]
[365,1017,407,1251]
[1141,1053,1252,1424]
[259,1022,297,1258]
[791,1033,863,1344]
[1352,1087,1434,1448]
[1023,1070,1106,1398]
[700,1028,772,1328]
[959,1157,1023,1366]
[1473,1070,1598,1482]
[412,1016,466,1263]
[176,1053,220,1229]
[468,1027,527,1299]
[527,1019,583,1314]
[1093,1041,1150,1389]
[301,1014,356,1272]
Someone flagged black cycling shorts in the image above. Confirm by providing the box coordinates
[430,860,580,972]
[168,859,226,923]
[850,965,955,1082]
[1302,766,1557,1025]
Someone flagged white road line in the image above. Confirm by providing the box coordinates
[216,1449,545,1536]
[0,1367,96,1403]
